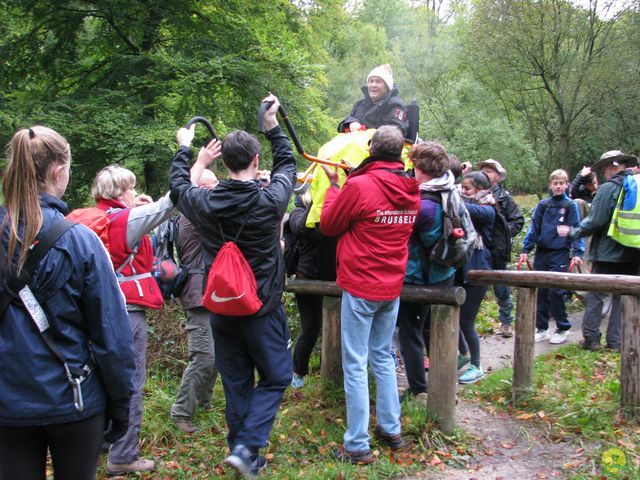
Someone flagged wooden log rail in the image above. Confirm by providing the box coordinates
[467,270,640,416]
[285,279,465,434]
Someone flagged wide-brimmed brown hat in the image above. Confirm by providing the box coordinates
[475,159,507,182]
[591,150,638,174]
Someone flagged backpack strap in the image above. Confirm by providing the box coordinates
[214,197,259,244]
[0,217,92,412]
[1,218,75,317]
[538,197,574,225]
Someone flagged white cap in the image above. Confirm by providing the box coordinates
[367,64,393,92]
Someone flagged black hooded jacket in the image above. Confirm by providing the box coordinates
[169,126,296,317]
[338,85,408,136]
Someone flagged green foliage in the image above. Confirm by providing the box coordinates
[2,1,639,195]
[0,0,336,206]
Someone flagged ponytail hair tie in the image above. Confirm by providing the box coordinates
[28,128,35,139]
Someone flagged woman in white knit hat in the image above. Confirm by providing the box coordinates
[337,64,409,136]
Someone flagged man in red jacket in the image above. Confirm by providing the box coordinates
[320,126,420,463]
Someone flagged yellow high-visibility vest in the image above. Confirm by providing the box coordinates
[608,174,640,248]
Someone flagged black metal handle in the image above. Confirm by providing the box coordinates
[185,116,220,142]
[277,104,305,156]
[258,101,305,155]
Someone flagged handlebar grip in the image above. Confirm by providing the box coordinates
[185,116,220,142]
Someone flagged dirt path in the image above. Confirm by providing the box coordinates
[400,311,593,480]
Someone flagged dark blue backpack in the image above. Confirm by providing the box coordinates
[152,216,189,301]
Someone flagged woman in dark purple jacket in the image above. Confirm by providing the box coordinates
[456,171,495,384]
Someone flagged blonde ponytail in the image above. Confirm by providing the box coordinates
[2,126,70,273]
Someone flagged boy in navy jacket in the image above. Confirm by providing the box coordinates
[520,169,584,344]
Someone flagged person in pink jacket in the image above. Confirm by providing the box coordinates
[320,126,419,464]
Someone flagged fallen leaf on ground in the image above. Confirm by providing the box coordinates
[516,412,536,420]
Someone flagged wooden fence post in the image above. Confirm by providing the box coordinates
[621,295,640,417]
[427,304,460,435]
[512,287,537,403]
[321,296,342,384]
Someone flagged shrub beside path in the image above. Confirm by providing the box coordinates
[401,311,595,479]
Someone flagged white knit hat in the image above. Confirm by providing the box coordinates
[367,64,393,92]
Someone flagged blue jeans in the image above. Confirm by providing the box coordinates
[493,284,514,325]
[341,292,401,452]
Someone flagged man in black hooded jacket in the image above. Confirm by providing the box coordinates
[338,64,408,137]
[169,94,295,479]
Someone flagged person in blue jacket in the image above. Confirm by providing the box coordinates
[457,171,496,384]
[397,142,460,401]
[0,126,135,480]
[520,169,584,345]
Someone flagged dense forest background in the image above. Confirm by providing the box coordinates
[1,0,638,206]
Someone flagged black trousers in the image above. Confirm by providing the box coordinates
[397,301,430,394]
[0,412,105,480]
[293,293,324,376]
[211,306,292,454]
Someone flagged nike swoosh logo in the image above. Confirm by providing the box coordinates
[210,290,245,303]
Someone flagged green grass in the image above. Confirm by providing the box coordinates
[463,345,640,478]
[97,366,474,479]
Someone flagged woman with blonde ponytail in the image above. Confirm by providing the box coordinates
[0,126,135,480]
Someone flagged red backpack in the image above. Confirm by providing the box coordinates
[66,207,111,249]
[201,217,263,316]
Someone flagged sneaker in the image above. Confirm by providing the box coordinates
[291,373,304,389]
[373,425,406,450]
[580,339,602,351]
[605,343,621,353]
[172,417,198,434]
[107,458,155,476]
[252,455,267,476]
[500,323,513,338]
[458,364,485,384]
[549,329,570,344]
[331,445,375,465]
[414,392,428,406]
[534,329,551,342]
[457,353,471,370]
[224,444,261,479]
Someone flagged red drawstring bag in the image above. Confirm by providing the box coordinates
[202,241,263,316]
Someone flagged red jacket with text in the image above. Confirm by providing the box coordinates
[97,199,164,309]
[320,159,420,301]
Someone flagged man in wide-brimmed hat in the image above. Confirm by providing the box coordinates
[476,159,525,338]
[567,150,640,352]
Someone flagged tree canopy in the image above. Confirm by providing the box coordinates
[1,0,638,201]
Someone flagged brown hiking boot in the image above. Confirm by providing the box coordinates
[107,458,155,476]
[374,425,406,451]
[172,417,198,434]
[331,445,375,464]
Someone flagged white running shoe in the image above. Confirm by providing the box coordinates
[549,329,570,344]
[534,329,551,342]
